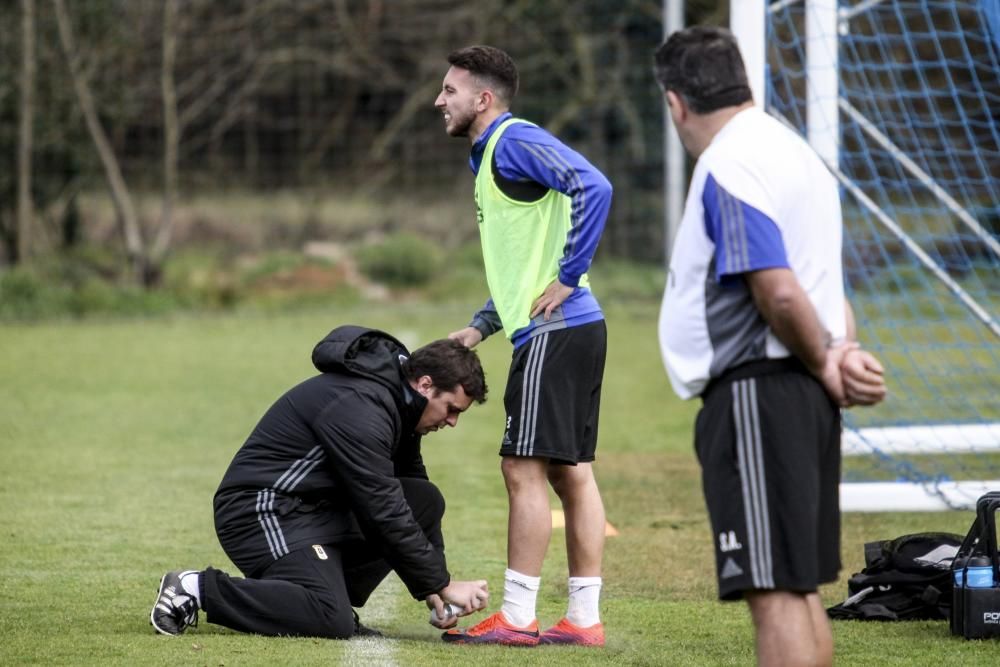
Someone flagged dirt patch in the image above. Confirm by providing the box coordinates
[246,242,389,301]
[250,263,346,293]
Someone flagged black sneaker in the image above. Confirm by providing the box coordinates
[352,609,383,638]
[150,571,200,636]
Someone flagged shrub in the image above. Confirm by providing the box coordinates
[0,269,70,319]
[357,233,440,288]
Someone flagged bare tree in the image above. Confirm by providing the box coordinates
[53,0,145,281]
[28,0,675,272]
[16,0,35,264]
[151,0,180,276]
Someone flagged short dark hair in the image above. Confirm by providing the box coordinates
[404,339,488,404]
[447,45,519,105]
[653,26,753,114]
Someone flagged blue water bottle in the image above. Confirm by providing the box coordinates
[965,555,994,588]
[954,555,969,588]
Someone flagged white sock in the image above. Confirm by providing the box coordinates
[179,570,202,607]
[500,568,540,627]
[566,576,602,627]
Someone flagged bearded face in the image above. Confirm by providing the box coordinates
[435,66,483,139]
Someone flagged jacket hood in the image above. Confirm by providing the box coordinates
[312,325,408,384]
[311,325,426,425]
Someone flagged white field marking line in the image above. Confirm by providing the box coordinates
[343,571,402,667]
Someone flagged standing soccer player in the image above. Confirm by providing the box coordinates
[653,27,886,666]
[434,45,612,646]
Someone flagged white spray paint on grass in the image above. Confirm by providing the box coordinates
[342,572,404,667]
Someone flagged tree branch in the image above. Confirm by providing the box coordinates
[17,0,36,263]
[151,0,179,266]
[53,0,146,279]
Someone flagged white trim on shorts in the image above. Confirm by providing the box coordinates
[516,332,549,456]
[732,378,775,589]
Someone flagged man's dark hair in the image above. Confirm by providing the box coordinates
[653,26,753,114]
[404,339,488,404]
[447,45,519,105]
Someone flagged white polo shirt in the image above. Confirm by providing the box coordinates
[659,106,846,400]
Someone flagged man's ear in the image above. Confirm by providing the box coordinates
[415,375,435,396]
[666,90,686,123]
[476,89,494,113]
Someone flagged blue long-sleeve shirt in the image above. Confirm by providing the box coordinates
[467,113,612,347]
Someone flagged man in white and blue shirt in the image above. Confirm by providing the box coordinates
[655,26,885,667]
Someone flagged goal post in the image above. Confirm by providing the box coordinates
[734,0,1000,511]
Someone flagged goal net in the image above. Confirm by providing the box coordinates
[765,0,1000,510]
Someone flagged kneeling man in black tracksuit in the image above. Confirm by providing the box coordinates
[150,325,490,639]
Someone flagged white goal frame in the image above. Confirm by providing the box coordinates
[731,0,1000,511]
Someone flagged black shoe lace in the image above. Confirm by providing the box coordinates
[174,594,199,630]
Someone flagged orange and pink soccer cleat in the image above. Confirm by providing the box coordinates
[441,611,540,646]
[538,617,605,646]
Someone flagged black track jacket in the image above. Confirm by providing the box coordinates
[212,325,449,599]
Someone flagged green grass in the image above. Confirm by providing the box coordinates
[1,301,997,665]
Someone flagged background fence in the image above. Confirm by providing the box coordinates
[2,1,729,287]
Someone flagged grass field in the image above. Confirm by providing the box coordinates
[1,301,995,665]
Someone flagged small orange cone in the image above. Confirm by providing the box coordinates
[550,509,619,536]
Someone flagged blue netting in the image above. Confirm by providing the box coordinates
[985,0,1000,52]
[766,1,1000,492]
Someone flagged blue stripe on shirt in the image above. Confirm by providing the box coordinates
[702,172,789,282]
[469,113,612,288]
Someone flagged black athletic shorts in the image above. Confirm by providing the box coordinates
[695,358,842,600]
[500,320,607,464]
